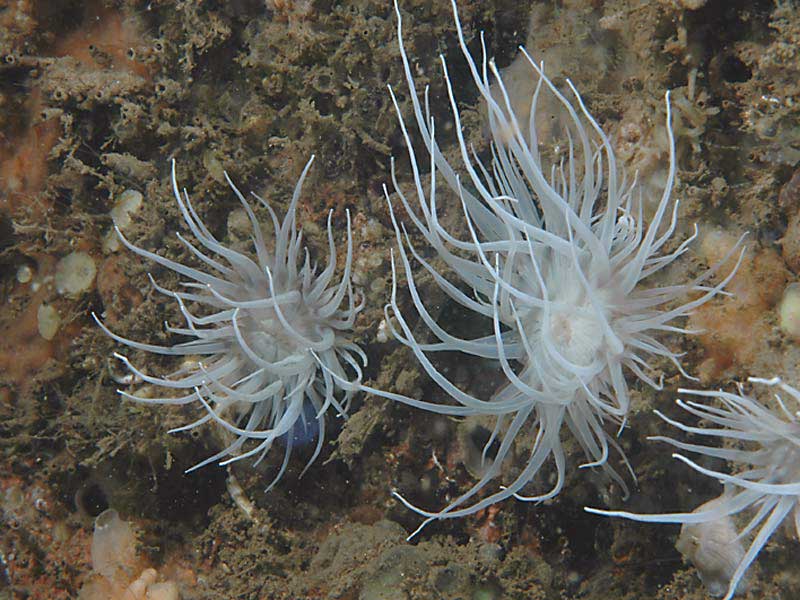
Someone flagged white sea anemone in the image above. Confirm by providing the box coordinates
[94,157,366,489]
[587,377,800,600]
[352,0,742,537]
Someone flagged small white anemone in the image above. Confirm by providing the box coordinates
[94,157,366,489]
[587,377,800,600]
[346,0,742,537]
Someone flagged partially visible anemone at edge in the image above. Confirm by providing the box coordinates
[94,156,366,489]
[587,377,800,600]
[342,0,744,538]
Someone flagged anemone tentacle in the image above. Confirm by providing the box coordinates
[96,157,364,489]
[367,0,742,536]
[587,377,800,600]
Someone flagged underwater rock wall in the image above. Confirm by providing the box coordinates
[1,0,799,598]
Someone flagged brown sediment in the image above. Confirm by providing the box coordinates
[780,168,800,274]
[0,254,83,396]
[0,470,93,599]
[0,91,61,217]
[95,255,144,327]
[51,7,153,79]
[1,5,153,218]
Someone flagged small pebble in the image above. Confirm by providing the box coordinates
[37,304,60,340]
[779,282,800,339]
[16,264,33,283]
[55,251,96,295]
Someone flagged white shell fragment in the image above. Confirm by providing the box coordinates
[104,189,143,253]
[55,251,97,296]
[675,498,747,597]
[778,282,800,339]
[16,264,33,283]
[37,303,61,340]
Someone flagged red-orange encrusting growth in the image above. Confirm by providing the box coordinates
[690,230,789,381]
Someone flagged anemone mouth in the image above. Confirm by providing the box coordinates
[95,156,365,488]
[242,301,332,359]
[544,305,605,367]
[355,0,743,538]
